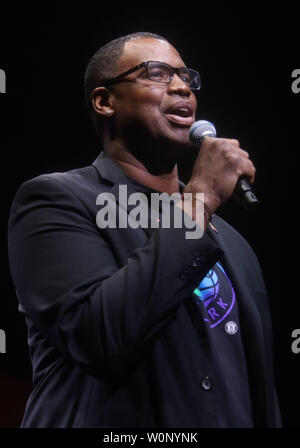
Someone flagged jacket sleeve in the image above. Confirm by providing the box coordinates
[8,175,223,383]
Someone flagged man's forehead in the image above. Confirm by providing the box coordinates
[117,38,185,72]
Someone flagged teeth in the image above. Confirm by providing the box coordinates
[173,108,190,117]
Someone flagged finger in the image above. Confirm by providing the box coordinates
[241,159,256,184]
[226,138,240,147]
[236,147,250,159]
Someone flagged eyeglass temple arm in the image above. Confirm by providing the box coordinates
[103,62,147,86]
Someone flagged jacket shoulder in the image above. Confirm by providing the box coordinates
[9,163,101,211]
[15,163,98,193]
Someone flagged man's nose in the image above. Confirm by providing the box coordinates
[167,73,191,96]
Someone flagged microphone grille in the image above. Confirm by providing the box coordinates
[189,120,217,146]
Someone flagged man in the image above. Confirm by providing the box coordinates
[8,32,281,427]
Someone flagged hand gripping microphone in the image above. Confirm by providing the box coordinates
[189,120,259,211]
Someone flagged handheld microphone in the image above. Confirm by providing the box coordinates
[189,120,259,211]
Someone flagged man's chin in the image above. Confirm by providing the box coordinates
[162,116,195,146]
[166,123,194,145]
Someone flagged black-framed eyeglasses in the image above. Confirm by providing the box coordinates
[102,61,201,91]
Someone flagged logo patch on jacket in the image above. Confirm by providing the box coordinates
[193,262,236,329]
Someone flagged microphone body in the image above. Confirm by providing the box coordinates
[189,120,259,210]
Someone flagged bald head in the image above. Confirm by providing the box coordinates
[84,32,169,116]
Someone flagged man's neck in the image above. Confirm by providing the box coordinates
[104,142,180,195]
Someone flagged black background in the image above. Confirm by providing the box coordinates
[0,2,299,429]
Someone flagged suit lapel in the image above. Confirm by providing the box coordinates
[92,152,186,239]
[92,152,153,239]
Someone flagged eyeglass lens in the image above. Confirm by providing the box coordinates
[147,62,200,90]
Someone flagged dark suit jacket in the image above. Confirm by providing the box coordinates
[7,151,281,427]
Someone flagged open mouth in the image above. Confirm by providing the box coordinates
[164,101,194,126]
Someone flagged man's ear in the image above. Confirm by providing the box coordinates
[91,87,114,117]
